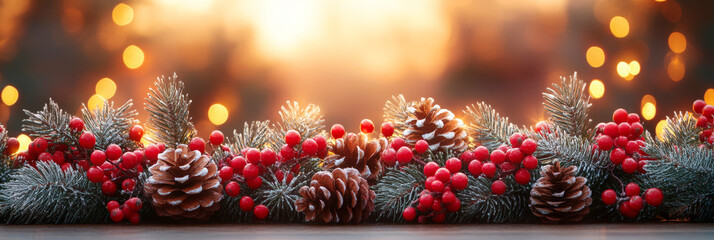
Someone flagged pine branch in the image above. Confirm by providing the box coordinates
[22,99,76,145]
[230,120,272,152]
[0,161,108,224]
[268,101,324,149]
[372,164,425,223]
[383,94,412,137]
[463,102,520,150]
[455,176,532,223]
[145,73,197,147]
[542,72,594,138]
[534,128,611,185]
[660,112,699,146]
[253,164,319,223]
[81,100,138,150]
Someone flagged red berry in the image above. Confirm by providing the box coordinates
[253,204,269,219]
[110,208,124,222]
[69,117,84,132]
[37,152,52,162]
[50,151,65,164]
[360,119,374,134]
[602,189,617,205]
[133,150,144,162]
[285,130,301,147]
[625,141,640,155]
[189,137,206,153]
[245,148,260,164]
[313,135,327,152]
[597,136,614,151]
[381,149,397,166]
[622,158,637,173]
[441,191,456,204]
[381,122,394,137]
[280,144,295,160]
[301,139,318,156]
[33,137,48,152]
[630,123,644,137]
[423,162,440,177]
[629,195,644,212]
[414,140,429,154]
[247,175,263,189]
[396,146,413,164]
[446,198,461,212]
[419,194,434,207]
[101,180,117,196]
[491,180,506,195]
[128,213,140,224]
[618,123,631,137]
[209,130,224,145]
[468,160,482,176]
[610,148,626,165]
[430,179,444,192]
[106,144,122,160]
[240,196,254,211]
[107,200,120,211]
[144,144,160,162]
[613,108,628,124]
[625,183,640,197]
[514,168,531,185]
[445,157,462,173]
[434,168,451,183]
[4,137,19,154]
[219,166,234,181]
[260,148,276,166]
[122,178,136,192]
[391,138,406,150]
[620,202,638,218]
[79,132,96,149]
[424,176,436,191]
[523,155,538,169]
[506,148,524,164]
[535,121,551,134]
[330,124,345,139]
[509,133,525,147]
[645,188,663,207]
[225,181,240,197]
[122,152,139,169]
[693,100,707,114]
[129,125,144,142]
[89,150,107,166]
[697,116,709,128]
[602,123,618,139]
[490,150,506,164]
[451,172,468,190]
[520,139,537,155]
[242,163,259,180]
[627,113,641,124]
[402,207,417,221]
[127,197,143,211]
[703,105,714,118]
[156,143,166,152]
[482,162,496,178]
[87,166,104,183]
[472,146,489,161]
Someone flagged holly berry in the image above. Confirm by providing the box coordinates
[246,175,263,189]
[471,146,487,162]
[423,162,439,177]
[506,148,524,164]
[381,122,394,137]
[468,160,482,176]
[245,148,260,164]
[491,180,506,195]
[209,130,224,145]
[225,181,240,197]
[451,172,468,190]
[434,168,451,183]
[403,207,417,221]
[620,202,638,218]
[242,164,259,180]
[627,113,641,124]
[79,132,96,149]
[631,123,644,136]
[645,188,663,207]
[381,148,397,166]
[106,144,122,160]
[107,200,120,211]
[446,198,461,212]
[391,138,406,150]
[523,155,538,170]
[514,168,531,185]
[101,180,117,196]
[618,123,631,137]
[481,162,496,178]
[414,140,429,154]
[331,124,345,139]
[110,208,124,222]
[703,105,714,118]
[122,152,139,169]
[603,122,619,138]
[430,180,444,192]
[313,135,327,152]
[360,119,374,134]
[189,137,206,153]
[441,191,456,204]
[127,197,143,211]
[260,148,276,166]
[145,144,160,162]
[37,152,52,162]
[302,139,318,156]
[622,157,637,174]
[419,194,434,207]
[490,150,506,164]
[69,117,84,132]
[535,121,551,134]
[629,195,644,212]
[253,205,269,219]
[239,196,254,211]
[602,189,617,205]
[597,135,614,151]
[128,213,140,224]
[122,178,136,192]
[4,137,19,154]
[219,166,234,181]
[445,158,462,173]
[285,130,301,147]
[129,125,144,142]
[625,183,640,197]
[87,166,104,183]
[396,146,413,164]
[280,144,295,160]
[613,108,628,124]
[509,133,525,147]
[520,139,537,155]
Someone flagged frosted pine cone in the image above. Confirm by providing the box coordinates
[322,133,387,183]
[530,161,592,223]
[403,97,468,152]
[294,168,375,223]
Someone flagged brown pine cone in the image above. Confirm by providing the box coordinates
[530,161,592,223]
[144,144,223,221]
[322,133,387,183]
[403,97,468,152]
[294,168,376,223]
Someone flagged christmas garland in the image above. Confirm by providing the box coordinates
[0,72,712,224]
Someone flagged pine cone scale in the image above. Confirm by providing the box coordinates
[295,168,375,223]
[403,97,467,152]
[530,161,592,223]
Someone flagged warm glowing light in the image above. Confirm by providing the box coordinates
[112,3,134,26]
[705,88,714,105]
[616,61,630,78]
[642,102,656,120]
[589,79,605,99]
[586,46,605,68]
[641,94,656,108]
[17,134,31,154]
[668,32,686,53]
[655,0,666,2]
[628,61,640,76]
[95,78,116,99]
[87,94,106,111]
[1,85,18,106]
[123,45,144,69]
[667,57,685,81]
[208,104,229,125]
[609,16,629,38]
[655,120,668,140]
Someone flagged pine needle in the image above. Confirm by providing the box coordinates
[230,120,272,152]
[81,100,138,150]
[542,72,594,138]
[383,94,412,137]
[145,73,197,147]
[463,102,520,150]
[372,164,425,223]
[21,99,76,145]
[268,101,324,149]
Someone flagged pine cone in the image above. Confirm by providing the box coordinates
[530,161,592,223]
[144,144,223,221]
[403,97,468,152]
[322,133,387,183]
[294,168,376,223]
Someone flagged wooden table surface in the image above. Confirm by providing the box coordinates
[0,223,712,240]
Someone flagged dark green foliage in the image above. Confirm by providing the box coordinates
[253,162,320,223]
[145,73,197,147]
[22,99,76,145]
[81,100,138,150]
[372,164,425,223]
[230,120,272,152]
[455,175,532,223]
[542,73,594,138]
[268,101,325,150]
[463,102,521,150]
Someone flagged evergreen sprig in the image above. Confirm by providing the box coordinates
[383,94,412,137]
[269,101,324,149]
[230,120,272,152]
[463,102,520,150]
[81,100,138,150]
[372,164,425,223]
[253,161,320,223]
[542,73,594,138]
[455,176,532,223]
[22,99,76,145]
[145,73,197,148]
[658,112,700,146]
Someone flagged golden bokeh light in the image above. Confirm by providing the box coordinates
[112,3,134,26]
[87,94,106,111]
[586,46,605,68]
[616,61,630,78]
[208,103,229,125]
[655,120,668,140]
[642,102,656,120]
[641,94,656,108]
[609,16,629,38]
[668,32,686,53]
[95,78,117,99]
[17,134,31,154]
[705,88,714,105]
[123,45,144,69]
[1,85,19,106]
[667,56,685,81]
[628,61,640,75]
[589,79,605,99]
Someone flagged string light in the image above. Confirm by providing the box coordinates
[1,85,19,106]
[655,120,668,141]
[123,45,144,69]
[589,79,605,99]
[586,46,605,68]
[87,94,106,111]
[95,78,117,99]
[609,16,629,38]
[208,103,229,125]
[705,88,714,105]
[17,134,31,154]
[642,102,656,120]
[112,3,134,26]
[628,61,640,76]
[616,61,630,78]
[668,32,686,53]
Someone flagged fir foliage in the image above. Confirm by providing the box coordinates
[268,101,324,149]
[383,94,412,137]
[81,100,138,150]
[658,112,700,146]
[22,99,76,145]
[542,73,594,138]
[230,120,272,152]
[463,102,520,150]
[253,159,321,223]
[372,164,425,223]
[145,73,197,147]
[455,175,532,223]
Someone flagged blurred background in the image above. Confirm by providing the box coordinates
[0,0,713,143]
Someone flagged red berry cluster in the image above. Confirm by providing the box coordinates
[693,99,714,144]
[235,196,269,220]
[594,109,649,174]
[12,118,100,169]
[88,140,155,196]
[463,133,539,195]
[107,197,143,224]
[333,121,410,167]
[402,160,468,223]
[601,183,663,218]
